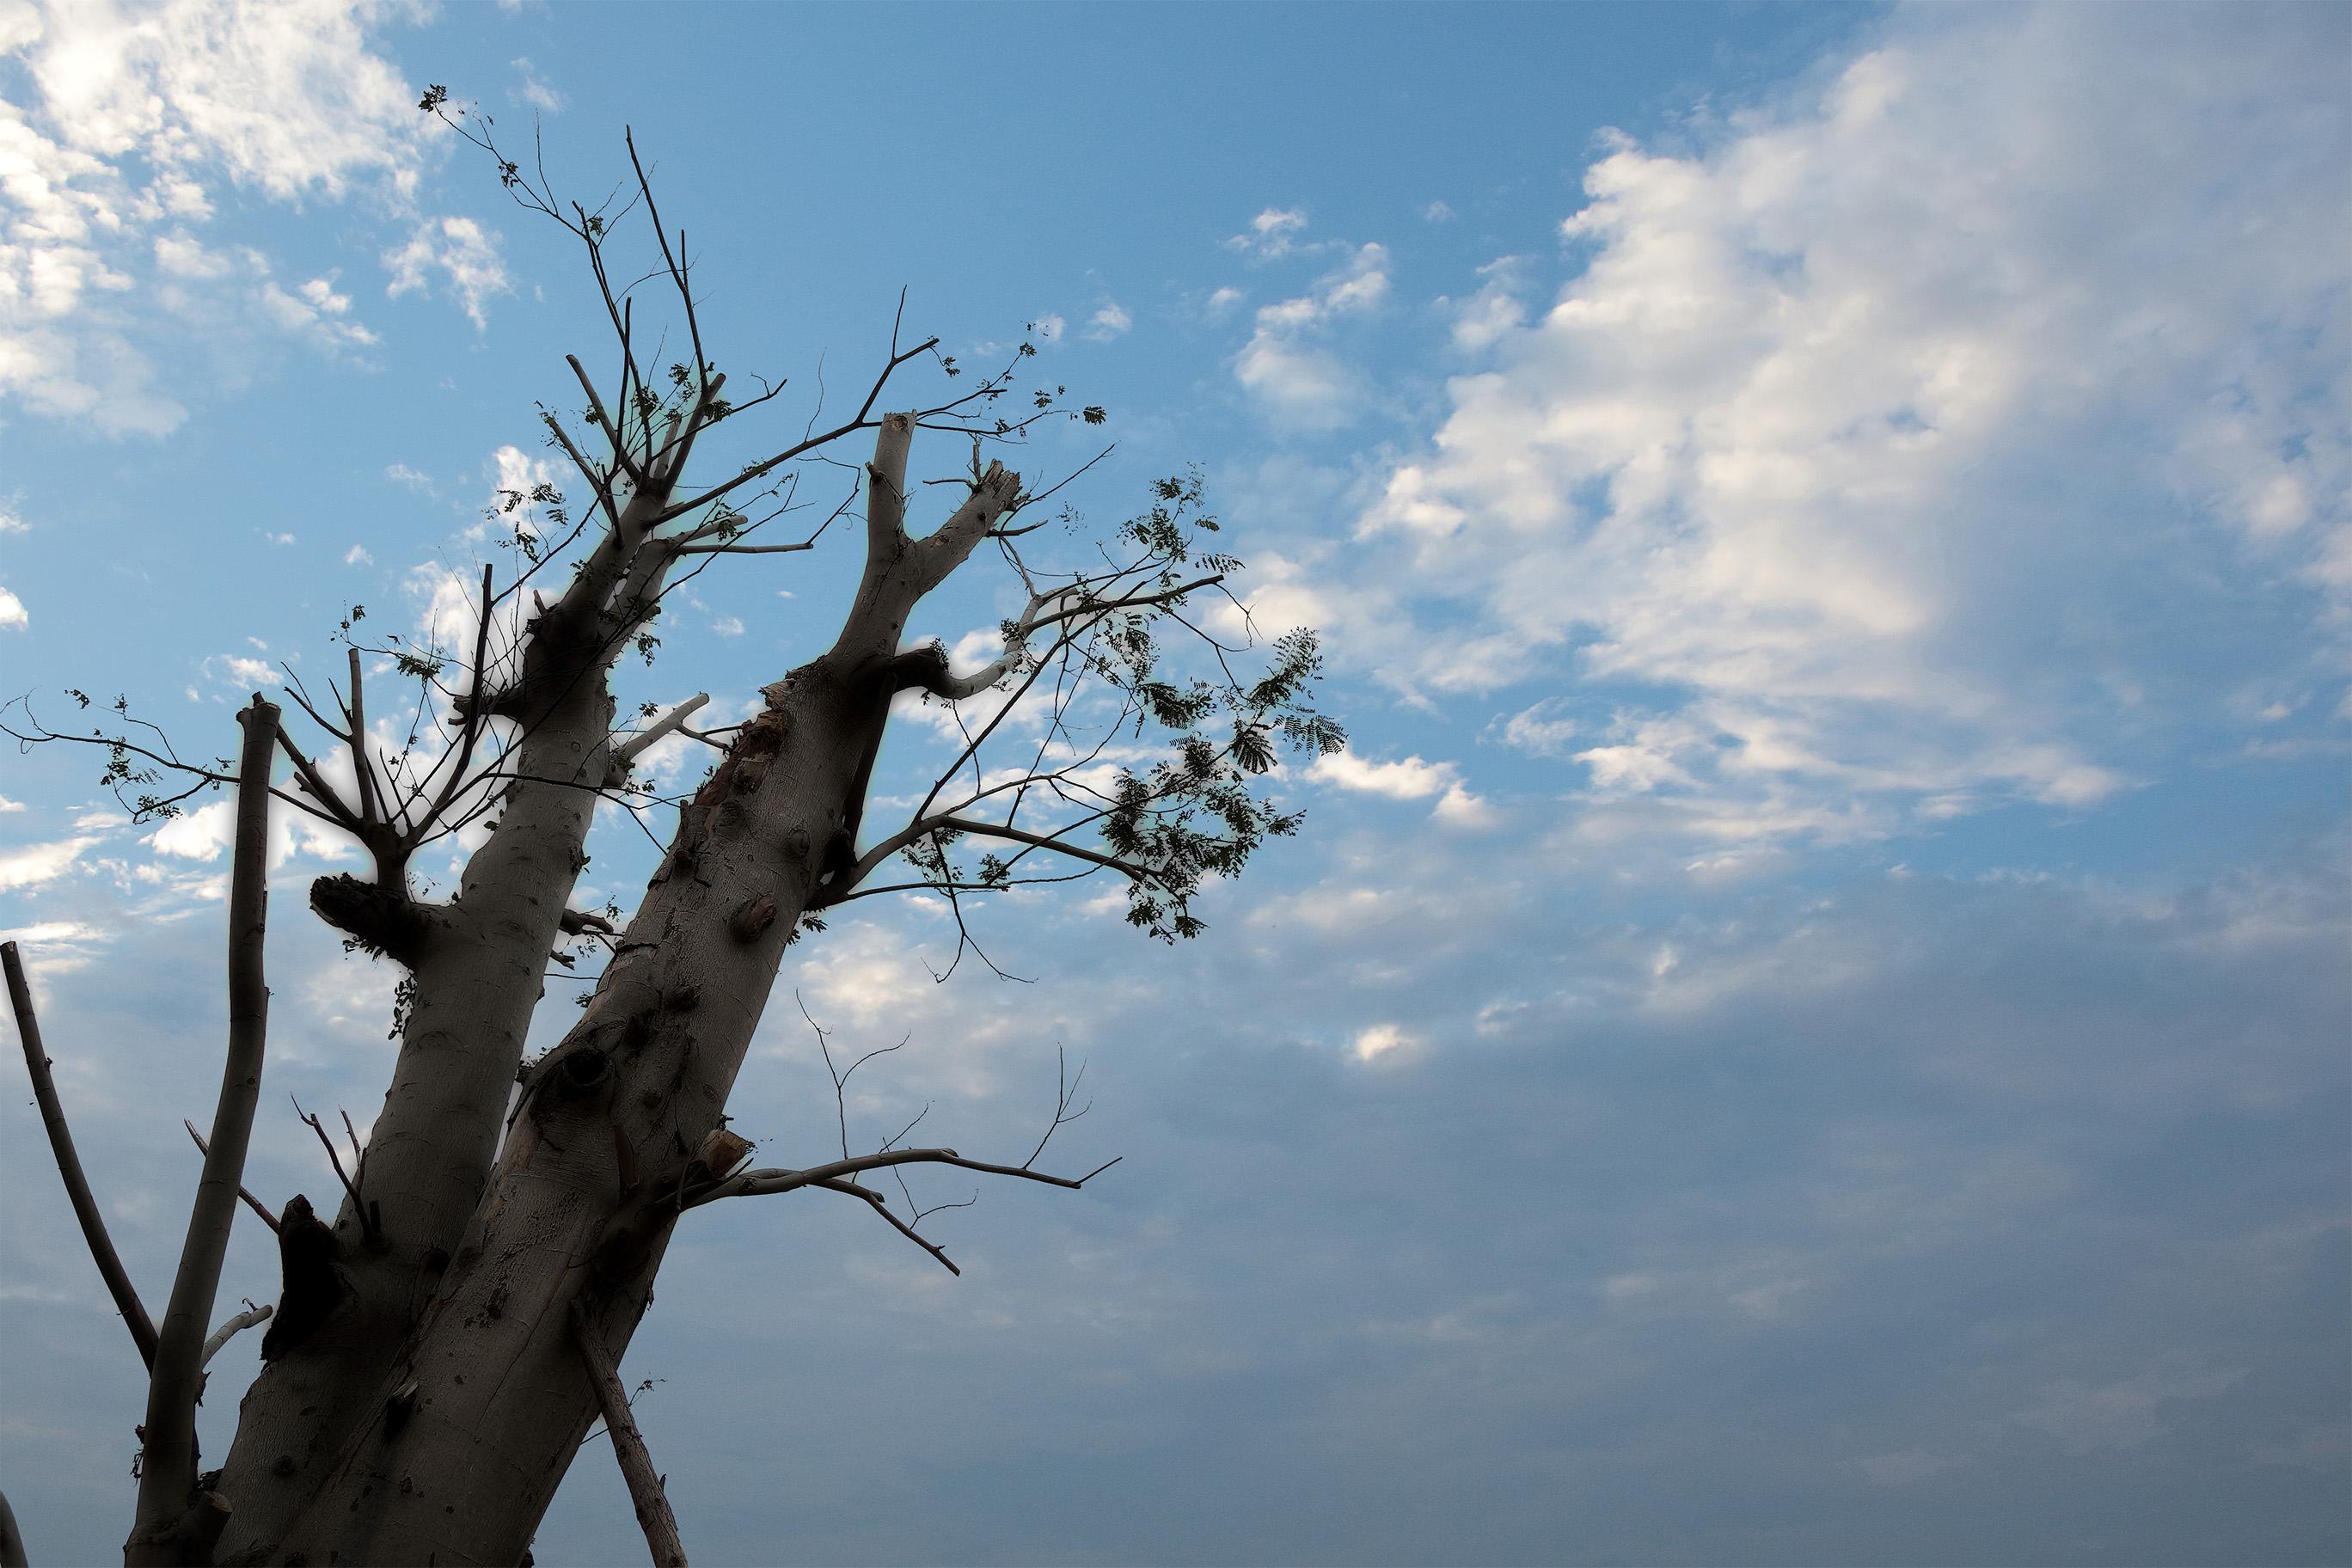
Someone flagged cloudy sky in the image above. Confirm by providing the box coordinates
[2,2,2346,1563]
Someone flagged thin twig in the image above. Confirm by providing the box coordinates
[292,1096,371,1238]
[684,1147,1121,1209]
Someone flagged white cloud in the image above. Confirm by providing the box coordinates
[511,57,564,113]
[1423,200,1454,224]
[0,794,24,812]
[383,215,510,329]
[146,794,354,870]
[1029,313,1064,342]
[1310,750,1455,800]
[0,835,95,889]
[1308,750,1490,825]
[1329,5,2340,855]
[1233,243,1390,427]
[1084,301,1132,341]
[0,0,437,430]
[1227,206,1308,259]
[254,270,377,352]
[1494,698,1577,757]
[345,543,373,566]
[0,585,25,628]
[1351,1023,1418,1063]
[711,616,744,638]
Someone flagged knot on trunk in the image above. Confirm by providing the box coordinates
[729,893,778,942]
[309,874,431,965]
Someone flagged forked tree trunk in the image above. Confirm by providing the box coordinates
[201,420,1020,1566]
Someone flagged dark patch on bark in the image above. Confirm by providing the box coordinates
[261,1196,346,1363]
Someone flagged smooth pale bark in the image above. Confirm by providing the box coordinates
[128,698,278,1566]
[211,548,634,1565]
[173,420,1022,1565]
[264,655,863,1565]
[229,422,1020,1567]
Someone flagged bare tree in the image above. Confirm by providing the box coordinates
[3,104,1339,1567]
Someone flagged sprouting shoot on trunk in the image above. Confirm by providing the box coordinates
[2,100,1341,1568]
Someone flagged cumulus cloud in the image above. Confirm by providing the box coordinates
[0,585,25,628]
[510,56,563,113]
[1329,4,2342,855]
[1308,750,1491,825]
[1226,206,1308,259]
[0,835,95,889]
[383,215,510,329]
[146,794,352,869]
[0,0,444,430]
[1084,301,1132,341]
[1234,242,1390,427]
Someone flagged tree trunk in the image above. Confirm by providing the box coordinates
[196,414,1038,1563]
[243,660,876,1565]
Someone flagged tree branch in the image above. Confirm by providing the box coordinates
[570,1298,688,1568]
[129,696,278,1565]
[4,940,159,1369]
[810,1175,960,1276]
[612,692,709,769]
[866,411,913,547]
[183,1121,281,1234]
[683,1146,1120,1208]
[200,1302,274,1368]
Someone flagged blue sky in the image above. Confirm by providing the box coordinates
[1,3,2346,1564]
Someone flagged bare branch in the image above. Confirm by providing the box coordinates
[273,723,364,836]
[5,940,158,1369]
[810,1176,960,1276]
[567,352,645,486]
[669,539,815,556]
[293,1096,371,1240]
[129,695,278,1565]
[613,692,709,769]
[544,409,623,526]
[200,1302,274,1368]
[571,1297,689,1568]
[183,1121,281,1234]
[683,1147,1120,1209]
[346,646,380,828]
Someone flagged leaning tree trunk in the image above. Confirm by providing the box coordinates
[205,423,1020,1566]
